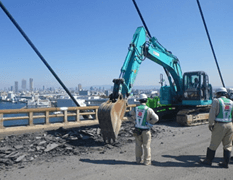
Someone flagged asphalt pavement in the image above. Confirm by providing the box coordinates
[0,121,232,180]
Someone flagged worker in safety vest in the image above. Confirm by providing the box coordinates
[128,94,159,165]
[199,87,233,168]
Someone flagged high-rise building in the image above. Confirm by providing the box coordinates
[29,78,33,91]
[79,90,90,96]
[105,90,111,96]
[22,79,26,90]
[78,84,82,91]
[14,81,18,93]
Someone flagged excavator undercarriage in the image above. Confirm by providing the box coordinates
[154,105,211,126]
[176,105,211,126]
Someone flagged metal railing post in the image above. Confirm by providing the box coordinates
[76,109,80,122]
[95,108,98,121]
[0,114,3,129]
[46,111,49,125]
[29,112,33,126]
[64,110,68,123]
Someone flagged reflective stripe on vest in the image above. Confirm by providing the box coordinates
[135,105,149,129]
[215,97,233,122]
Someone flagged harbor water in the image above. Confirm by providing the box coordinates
[0,101,26,110]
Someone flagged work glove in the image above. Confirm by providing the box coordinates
[209,125,214,131]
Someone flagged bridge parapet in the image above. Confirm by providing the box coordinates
[0,104,136,134]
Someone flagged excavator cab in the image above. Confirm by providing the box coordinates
[182,71,212,105]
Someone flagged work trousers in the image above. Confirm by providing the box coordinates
[209,122,233,151]
[135,130,151,163]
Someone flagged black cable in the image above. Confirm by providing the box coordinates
[196,0,225,87]
[0,1,80,106]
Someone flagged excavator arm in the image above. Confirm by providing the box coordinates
[112,26,183,102]
[111,27,147,100]
[98,26,184,143]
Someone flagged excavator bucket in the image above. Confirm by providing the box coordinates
[98,95,127,143]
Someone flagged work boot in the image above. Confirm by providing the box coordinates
[219,150,231,168]
[144,160,151,166]
[199,148,216,166]
[136,158,143,164]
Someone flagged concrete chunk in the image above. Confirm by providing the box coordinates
[0,146,13,153]
[38,141,47,146]
[15,154,26,162]
[14,145,24,150]
[44,143,59,152]
[5,152,20,158]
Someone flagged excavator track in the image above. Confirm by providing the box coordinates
[98,95,127,143]
[176,105,211,126]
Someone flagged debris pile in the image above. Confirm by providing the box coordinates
[0,121,165,170]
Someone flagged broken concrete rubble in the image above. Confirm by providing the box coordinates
[0,121,167,171]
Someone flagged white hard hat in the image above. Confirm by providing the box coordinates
[215,87,227,93]
[139,94,147,100]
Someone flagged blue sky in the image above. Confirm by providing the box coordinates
[0,0,232,90]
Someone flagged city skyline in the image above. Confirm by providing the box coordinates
[0,1,233,89]
[0,78,161,92]
[0,78,113,91]
[1,72,231,92]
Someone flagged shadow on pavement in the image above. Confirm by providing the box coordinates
[152,155,224,168]
[80,156,225,168]
[79,158,136,165]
